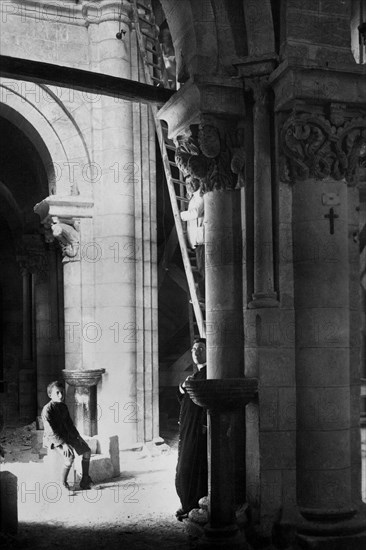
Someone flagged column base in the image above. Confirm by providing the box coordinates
[294,531,366,550]
[274,505,366,550]
[248,292,279,309]
[197,524,248,549]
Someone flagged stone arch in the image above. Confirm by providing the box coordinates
[0,79,92,198]
[159,0,217,79]
[159,0,274,79]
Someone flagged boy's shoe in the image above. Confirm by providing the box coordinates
[79,475,94,490]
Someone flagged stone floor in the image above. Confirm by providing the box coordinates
[1,426,188,549]
[1,426,366,550]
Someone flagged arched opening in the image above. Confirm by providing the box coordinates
[0,116,65,427]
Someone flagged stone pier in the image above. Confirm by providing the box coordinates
[277,105,366,549]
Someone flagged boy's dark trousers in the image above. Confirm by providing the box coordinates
[53,445,91,488]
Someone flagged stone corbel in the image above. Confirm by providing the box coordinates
[34,196,93,262]
[47,217,80,260]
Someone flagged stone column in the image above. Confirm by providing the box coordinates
[204,189,243,379]
[360,192,366,425]
[21,268,33,365]
[158,81,247,547]
[34,196,95,421]
[177,122,247,548]
[247,77,278,309]
[185,378,258,550]
[16,235,51,422]
[86,3,159,450]
[16,249,36,422]
[280,110,366,548]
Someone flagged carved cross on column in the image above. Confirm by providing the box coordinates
[324,207,339,235]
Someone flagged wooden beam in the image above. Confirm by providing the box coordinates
[0,55,173,106]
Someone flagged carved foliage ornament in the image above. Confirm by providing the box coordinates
[175,124,245,194]
[280,112,366,185]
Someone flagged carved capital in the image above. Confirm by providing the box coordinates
[175,123,245,194]
[280,110,366,185]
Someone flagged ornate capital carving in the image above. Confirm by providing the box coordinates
[280,110,366,185]
[175,123,245,194]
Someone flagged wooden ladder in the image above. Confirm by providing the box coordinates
[132,0,205,339]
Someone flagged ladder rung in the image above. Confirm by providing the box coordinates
[147,60,162,71]
[139,15,155,26]
[171,178,187,185]
[136,2,151,13]
[151,76,163,83]
[165,143,176,151]
[141,29,156,41]
[177,196,189,203]
[145,45,157,55]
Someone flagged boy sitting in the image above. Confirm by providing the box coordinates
[41,380,93,490]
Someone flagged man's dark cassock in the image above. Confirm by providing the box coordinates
[175,366,208,513]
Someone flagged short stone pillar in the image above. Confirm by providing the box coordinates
[0,471,18,535]
[62,369,105,436]
[186,378,258,549]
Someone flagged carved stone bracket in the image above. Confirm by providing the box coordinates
[174,123,245,194]
[280,109,366,185]
[34,196,93,262]
[41,217,80,261]
[46,218,80,260]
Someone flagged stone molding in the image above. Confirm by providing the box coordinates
[8,0,132,26]
[175,123,245,194]
[280,109,366,185]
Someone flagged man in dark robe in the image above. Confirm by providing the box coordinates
[175,338,207,520]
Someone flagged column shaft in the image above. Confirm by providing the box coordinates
[293,178,354,517]
[204,189,243,380]
[250,81,277,307]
